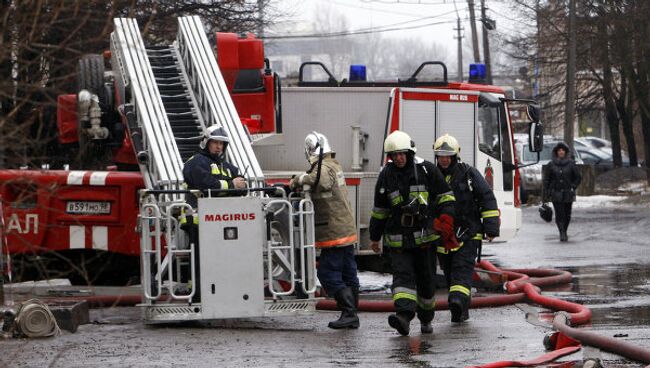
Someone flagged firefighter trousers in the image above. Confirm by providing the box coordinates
[317,245,359,296]
[390,244,436,324]
[438,238,479,310]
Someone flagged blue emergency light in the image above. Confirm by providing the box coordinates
[469,63,486,84]
[349,64,367,82]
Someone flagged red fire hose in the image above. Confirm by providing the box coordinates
[31,260,650,366]
[319,260,650,366]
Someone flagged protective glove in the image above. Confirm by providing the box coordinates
[289,174,305,190]
[433,214,459,250]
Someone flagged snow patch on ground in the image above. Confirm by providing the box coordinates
[573,195,628,208]
[618,180,649,193]
[357,271,391,292]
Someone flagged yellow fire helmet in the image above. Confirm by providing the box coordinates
[433,134,460,156]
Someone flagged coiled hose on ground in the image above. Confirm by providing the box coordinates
[26,261,650,366]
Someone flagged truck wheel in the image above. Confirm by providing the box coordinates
[77,54,105,95]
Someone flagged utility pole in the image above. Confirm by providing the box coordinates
[481,0,493,85]
[564,0,577,149]
[455,17,464,81]
[467,0,481,62]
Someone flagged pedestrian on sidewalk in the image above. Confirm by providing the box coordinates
[543,142,582,242]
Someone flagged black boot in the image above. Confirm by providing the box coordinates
[328,287,359,329]
[449,296,469,323]
[420,321,433,334]
[557,223,567,242]
[388,313,411,336]
[351,286,359,309]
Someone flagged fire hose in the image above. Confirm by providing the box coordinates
[17,262,650,365]
[318,260,650,366]
[4,299,61,338]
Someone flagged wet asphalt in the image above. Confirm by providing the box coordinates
[2,199,650,367]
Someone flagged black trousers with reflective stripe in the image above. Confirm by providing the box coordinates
[390,245,436,323]
[438,238,479,306]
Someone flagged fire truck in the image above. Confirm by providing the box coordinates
[0,16,542,319]
[256,63,543,263]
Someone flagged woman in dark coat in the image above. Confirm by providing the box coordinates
[543,142,582,241]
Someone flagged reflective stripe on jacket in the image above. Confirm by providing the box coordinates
[369,158,455,248]
[439,161,500,248]
[182,150,241,208]
[293,154,357,248]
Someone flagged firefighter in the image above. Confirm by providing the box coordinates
[433,134,500,323]
[542,142,581,242]
[289,132,360,329]
[369,130,456,336]
[182,125,247,208]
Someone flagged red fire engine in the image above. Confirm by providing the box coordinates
[0,16,542,288]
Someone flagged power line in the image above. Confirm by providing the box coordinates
[263,18,458,39]
[360,0,464,5]
[322,0,434,17]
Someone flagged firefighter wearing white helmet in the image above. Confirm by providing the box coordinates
[182,125,247,209]
[369,130,456,336]
[290,132,359,330]
[433,133,500,324]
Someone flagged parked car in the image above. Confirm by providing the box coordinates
[575,136,610,150]
[574,137,631,174]
[516,138,582,203]
[574,145,630,175]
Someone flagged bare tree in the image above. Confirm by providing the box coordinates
[0,0,272,170]
[0,0,272,284]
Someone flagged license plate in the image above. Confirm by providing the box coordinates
[66,201,111,215]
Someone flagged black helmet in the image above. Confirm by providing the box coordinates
[539,203,553,222]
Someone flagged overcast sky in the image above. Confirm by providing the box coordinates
[269,0,523,55]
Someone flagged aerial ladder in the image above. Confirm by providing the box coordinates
[110,16,317,323]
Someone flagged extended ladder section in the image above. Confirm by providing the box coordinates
[111,18,184,191]
[177,16,264,187]
[111,16,264,190]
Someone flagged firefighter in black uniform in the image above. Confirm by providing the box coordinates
[370,130,456,336]
[433,134,500,323]
[183,125,247,208]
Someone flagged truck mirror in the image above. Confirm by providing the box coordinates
[503,162,516,172]
[528,122,544,152]
[526,104,540,123]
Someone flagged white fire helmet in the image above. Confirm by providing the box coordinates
[433,134,460,157]
[200,125,230,150]
[384,130,416,155]
[304,131,333,162]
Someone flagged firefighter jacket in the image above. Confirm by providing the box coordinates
[290,154,357,248]
[369,158,455,249]
[543,142,582,203]
[182,150,242,208]
[440,161,500,245]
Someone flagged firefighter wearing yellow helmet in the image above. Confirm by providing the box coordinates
[433,133,500,323]
[369,130,456,336]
